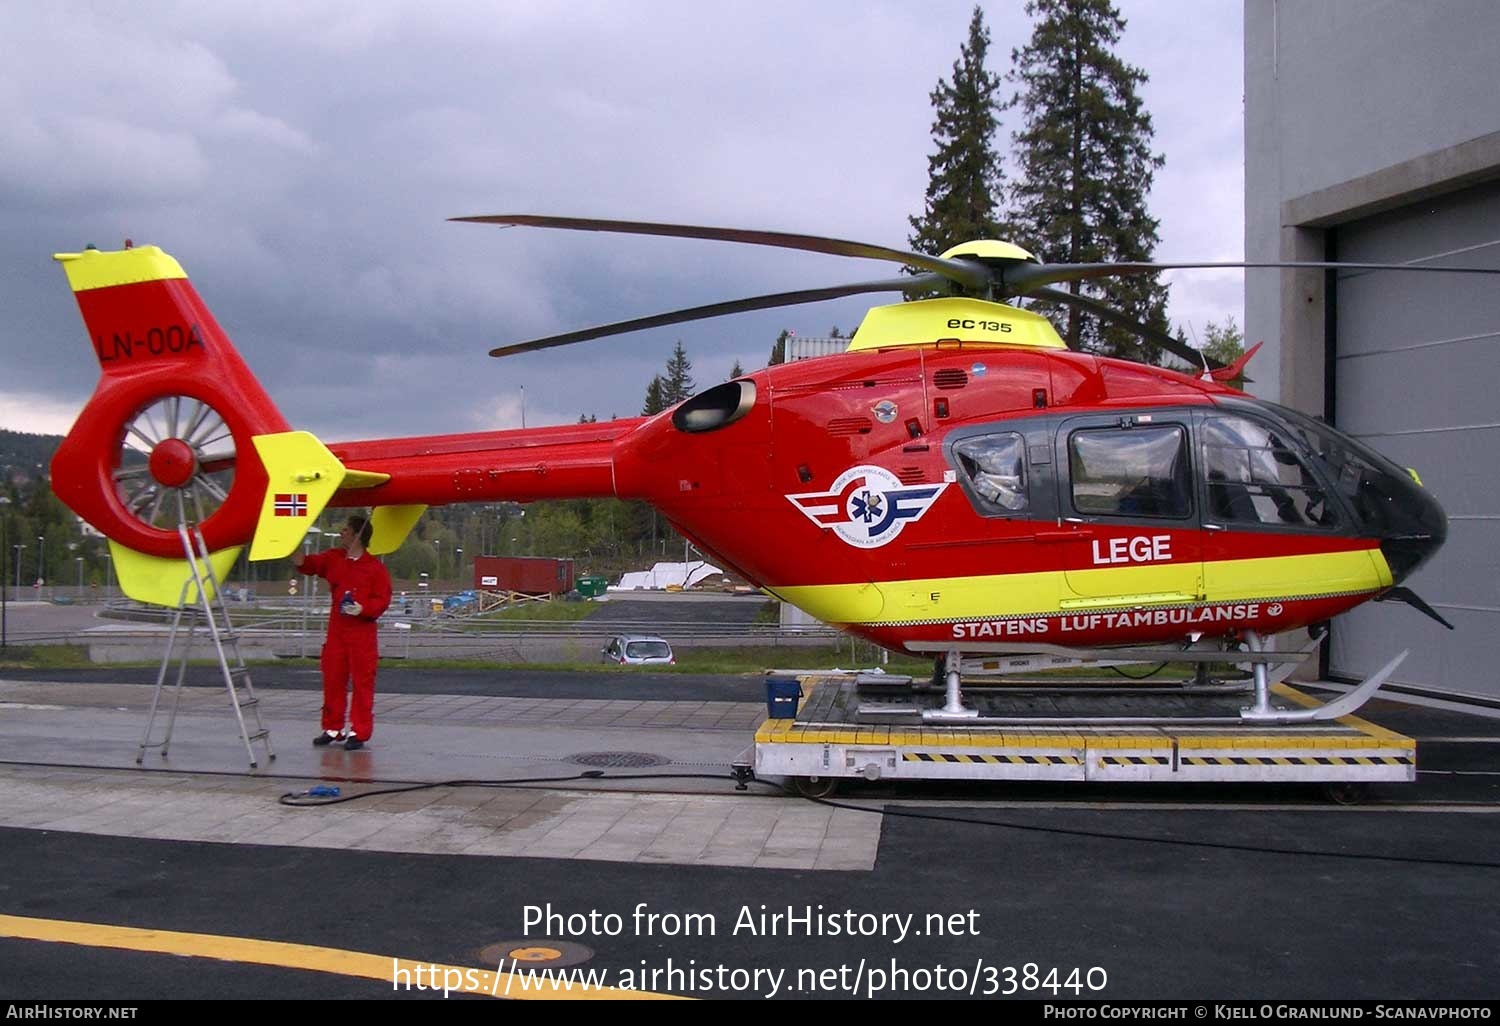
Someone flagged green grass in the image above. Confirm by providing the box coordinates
[0,639,1210,681]
[459,601,600,627]
[0,644,94,670]
[670,646,933,675]
[383,645,934,675]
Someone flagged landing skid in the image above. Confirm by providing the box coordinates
[901,631,1405,725]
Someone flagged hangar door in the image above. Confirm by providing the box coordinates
[1330,181,1500,701]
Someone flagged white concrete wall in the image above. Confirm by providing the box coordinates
[1243,0,1500,408]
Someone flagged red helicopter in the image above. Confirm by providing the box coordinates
[46,217,1493,723]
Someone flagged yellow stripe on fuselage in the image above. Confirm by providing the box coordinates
[53,245,187,292]
[772,549,1388,625]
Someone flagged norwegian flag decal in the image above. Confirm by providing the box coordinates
[273,493,309,517]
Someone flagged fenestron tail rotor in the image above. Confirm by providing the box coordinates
[115,396,238,531]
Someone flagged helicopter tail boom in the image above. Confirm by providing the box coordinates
[47,245,643,606]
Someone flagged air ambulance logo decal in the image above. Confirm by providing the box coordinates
[786,465,947,549]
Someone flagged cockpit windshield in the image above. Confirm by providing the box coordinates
[1261,403,1415,533]
[1200,413,1335,528]
[1248,401,1447,580]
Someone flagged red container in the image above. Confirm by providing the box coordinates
[474,556,575,595]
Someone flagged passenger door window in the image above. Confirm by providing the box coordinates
[952,433,1028,513]
[1068,425,1192,519]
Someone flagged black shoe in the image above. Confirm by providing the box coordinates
[313,730,342,747]
[344,737,366,751]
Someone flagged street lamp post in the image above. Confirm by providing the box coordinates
[304,527,322,603]
[434,538,441,587]
[1,497,8,650]
[36,535,44,589]
[76,556,83,597]
[299,530,320,658]
[14,544,25,590]
[455,547,463,589]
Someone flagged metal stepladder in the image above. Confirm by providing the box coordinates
[136,520,276,769]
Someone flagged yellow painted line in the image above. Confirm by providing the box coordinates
[754,720,794,742]
[0,914,678,1001]
[1272,684,1416,748]
[967,733,1014,748]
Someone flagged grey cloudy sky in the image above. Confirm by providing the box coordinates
[0,0,1242,443]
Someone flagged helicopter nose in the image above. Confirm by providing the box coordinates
[1371,470,1448,585]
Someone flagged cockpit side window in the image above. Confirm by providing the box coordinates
[1200,414,1338,528]
[953,433,1028,513]
[1069,425,1191,519]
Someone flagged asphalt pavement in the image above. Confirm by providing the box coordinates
[2,601,1500,1001]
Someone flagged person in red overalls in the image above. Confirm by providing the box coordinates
[294,514,392,751]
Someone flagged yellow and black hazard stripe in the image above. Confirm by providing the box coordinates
[1181,754,1413,767]
[904,752,1081,766]
[1098,754,1173,767]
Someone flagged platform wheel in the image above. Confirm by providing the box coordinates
[1324,782,1369,806]
[792,775,840,799]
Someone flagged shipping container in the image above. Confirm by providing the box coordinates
[473,555,575,596]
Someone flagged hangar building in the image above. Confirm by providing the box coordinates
[1244,0,1500,703]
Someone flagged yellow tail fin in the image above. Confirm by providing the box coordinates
[368,504,427,556]
[109,541,243,609]
[248,432,348,560]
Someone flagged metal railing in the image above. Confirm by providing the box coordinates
[6,595,844,659]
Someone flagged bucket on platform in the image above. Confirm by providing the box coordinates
[765,676,803,719]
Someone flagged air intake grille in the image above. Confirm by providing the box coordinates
[897,466,927,484]
[933,369,968,390]
[827,417,873,436]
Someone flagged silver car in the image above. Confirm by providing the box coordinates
[601,635,675,665]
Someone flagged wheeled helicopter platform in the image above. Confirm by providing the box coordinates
[752,674,1416,795]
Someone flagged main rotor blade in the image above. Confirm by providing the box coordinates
[1028,286,1225,370]
[489,272,948,358]
[1005,259,1500,295]
[454,214,992,293]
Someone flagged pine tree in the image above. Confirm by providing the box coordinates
[661,341,695,405]
[769,329,790,366]
[1200,316,1246,387]
[728,360,744,380]
[1007,0,1169,363]
[1200,316,1244,366]
[908,6,1006,258]
[641,375,666,416]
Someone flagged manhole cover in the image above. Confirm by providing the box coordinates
[478,939,594,969]
[569,751,669,768]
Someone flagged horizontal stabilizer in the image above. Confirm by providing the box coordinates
[249,432,348,560]
[368,504,427,556]
[341,468,391,489]
[109,539,242,608]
